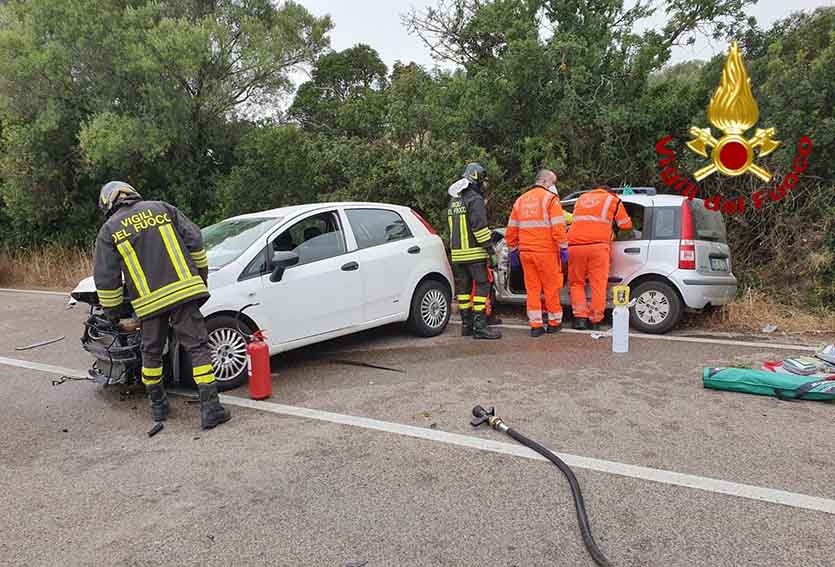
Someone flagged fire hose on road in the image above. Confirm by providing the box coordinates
[470,405,614,567]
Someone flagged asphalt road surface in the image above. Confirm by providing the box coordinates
[2,289,834,567]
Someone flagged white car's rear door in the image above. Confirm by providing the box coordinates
[343,207,419,322]
[256,209,363,345]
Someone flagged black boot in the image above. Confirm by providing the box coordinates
[573,317,589,330]
[146,382,170,422]
[487,313,503,326]
[530,327,545,338]
[460,309,474,337]
[198,382,231,430]
[546,324,562,334]
[473,312,502,340]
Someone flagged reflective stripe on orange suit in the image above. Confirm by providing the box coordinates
[567,189,632,324]
[506,186,568,328]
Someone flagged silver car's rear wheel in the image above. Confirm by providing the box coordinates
[629,280,682,334]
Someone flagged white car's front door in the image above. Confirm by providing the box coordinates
[343,207,419,322]
[254,209,363,346]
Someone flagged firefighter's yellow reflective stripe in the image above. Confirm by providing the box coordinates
[193,372,215,385]
[117,241,150,297]
[132,275,205,309]
[97,288,122,298]
[134,285,206,318]
[190,249,209,269]
[456,294,472,301]
[193,364,216,385]
[472,296,488,304]
[460,215,470,249]
[193,364,213,377]
[141,366,163,385]
[97,287,124,308]
[473,303,487,312]
[473,227,491,244]
[451,249,489,262]
[159,224,191,281]
[133,280,207,318]
[459,302,473,309]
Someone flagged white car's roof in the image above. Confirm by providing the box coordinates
[230,201,409,222]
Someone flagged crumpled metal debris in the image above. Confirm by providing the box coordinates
[591,331,613,340]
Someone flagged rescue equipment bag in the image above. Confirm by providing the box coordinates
[703,367,835,401]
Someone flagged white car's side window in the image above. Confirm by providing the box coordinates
[241,211,346,279]
[345,208,413,250]
[273,211,346,266]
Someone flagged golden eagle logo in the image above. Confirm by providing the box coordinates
[686,42,780,182]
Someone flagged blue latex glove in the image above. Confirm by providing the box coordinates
[560,248,569,266]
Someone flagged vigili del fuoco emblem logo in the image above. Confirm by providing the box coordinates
[686,41,779,183]
[655,41,812,215]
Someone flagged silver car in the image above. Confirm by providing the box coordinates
[493,188,737,334]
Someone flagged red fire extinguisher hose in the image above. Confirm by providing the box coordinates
[237,303,272,400]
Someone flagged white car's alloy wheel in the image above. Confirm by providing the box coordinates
[421,288,448,329]
[208,327,248,382]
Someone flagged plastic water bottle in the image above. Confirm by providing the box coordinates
[612,285,630,353]
[612,305,629,353]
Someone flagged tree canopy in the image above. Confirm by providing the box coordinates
[0,0,832,307]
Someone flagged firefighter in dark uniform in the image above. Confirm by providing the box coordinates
[448,163,502,340]
[93,181,231,429]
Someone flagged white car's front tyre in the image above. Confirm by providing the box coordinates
[408,280,451,337]
[179,315,253,391]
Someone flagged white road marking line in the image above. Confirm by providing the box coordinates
[0,356,88,378]
[0,288,69,298]
[0,355,833,516]
[452,321,818,352]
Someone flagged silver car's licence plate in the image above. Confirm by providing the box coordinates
[710,258,728,271]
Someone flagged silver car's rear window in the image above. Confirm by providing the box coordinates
[689,200,727,243]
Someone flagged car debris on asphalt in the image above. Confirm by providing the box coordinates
[15,336,64,351]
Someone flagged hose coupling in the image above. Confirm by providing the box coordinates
[489,416,510,433]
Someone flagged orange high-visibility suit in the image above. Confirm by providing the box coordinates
[567,188,633,324]
[505,186,568,329]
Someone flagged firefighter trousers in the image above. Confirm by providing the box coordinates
[470,267,496,316]
[140,300,216,386]
[568,243,610,324]
[521,252,563,328]
[453,261,490,315]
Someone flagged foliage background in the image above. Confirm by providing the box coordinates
[0,0,832,307]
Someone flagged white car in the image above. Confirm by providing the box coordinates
[198,202,453,388]
[73,202,453,390]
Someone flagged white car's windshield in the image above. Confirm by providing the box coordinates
[203,217,280,269]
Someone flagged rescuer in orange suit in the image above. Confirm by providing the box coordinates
[505,170,568,337]
[567,186,633,330]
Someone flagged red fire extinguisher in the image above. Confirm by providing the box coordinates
[238,304,271,400]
